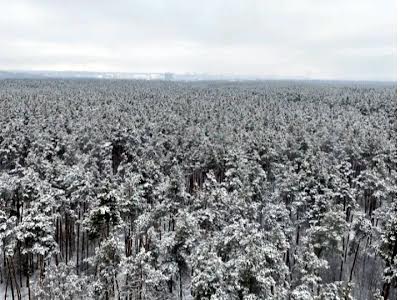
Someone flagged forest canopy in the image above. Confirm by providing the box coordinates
[0,79,396,300]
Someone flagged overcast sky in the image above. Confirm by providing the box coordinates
[0,0,396,80]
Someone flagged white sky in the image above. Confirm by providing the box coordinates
[0,0,397,80]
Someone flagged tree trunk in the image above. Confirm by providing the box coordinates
[77,208,81,274]
[349,241,360,282]
[10,259,21,300]
[26,272,31,300]
[5,266,8,299]
[7,259,15,300]
[17,247,22,290]
[381,282,391,300]
[179,266,183,300]
[65,214,69,264]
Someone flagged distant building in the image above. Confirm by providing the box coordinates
[164,73,174,81]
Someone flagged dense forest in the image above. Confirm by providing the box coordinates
[0,79,396,299]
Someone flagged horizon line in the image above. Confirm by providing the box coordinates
[0,69,396,83]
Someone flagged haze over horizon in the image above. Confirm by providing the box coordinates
[1,0,397,81]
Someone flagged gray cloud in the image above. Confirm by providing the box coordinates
[0,0,396,80]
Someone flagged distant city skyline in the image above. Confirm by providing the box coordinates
[0,0,396,81]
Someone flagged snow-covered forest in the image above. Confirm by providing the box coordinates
[0,79,396,300]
